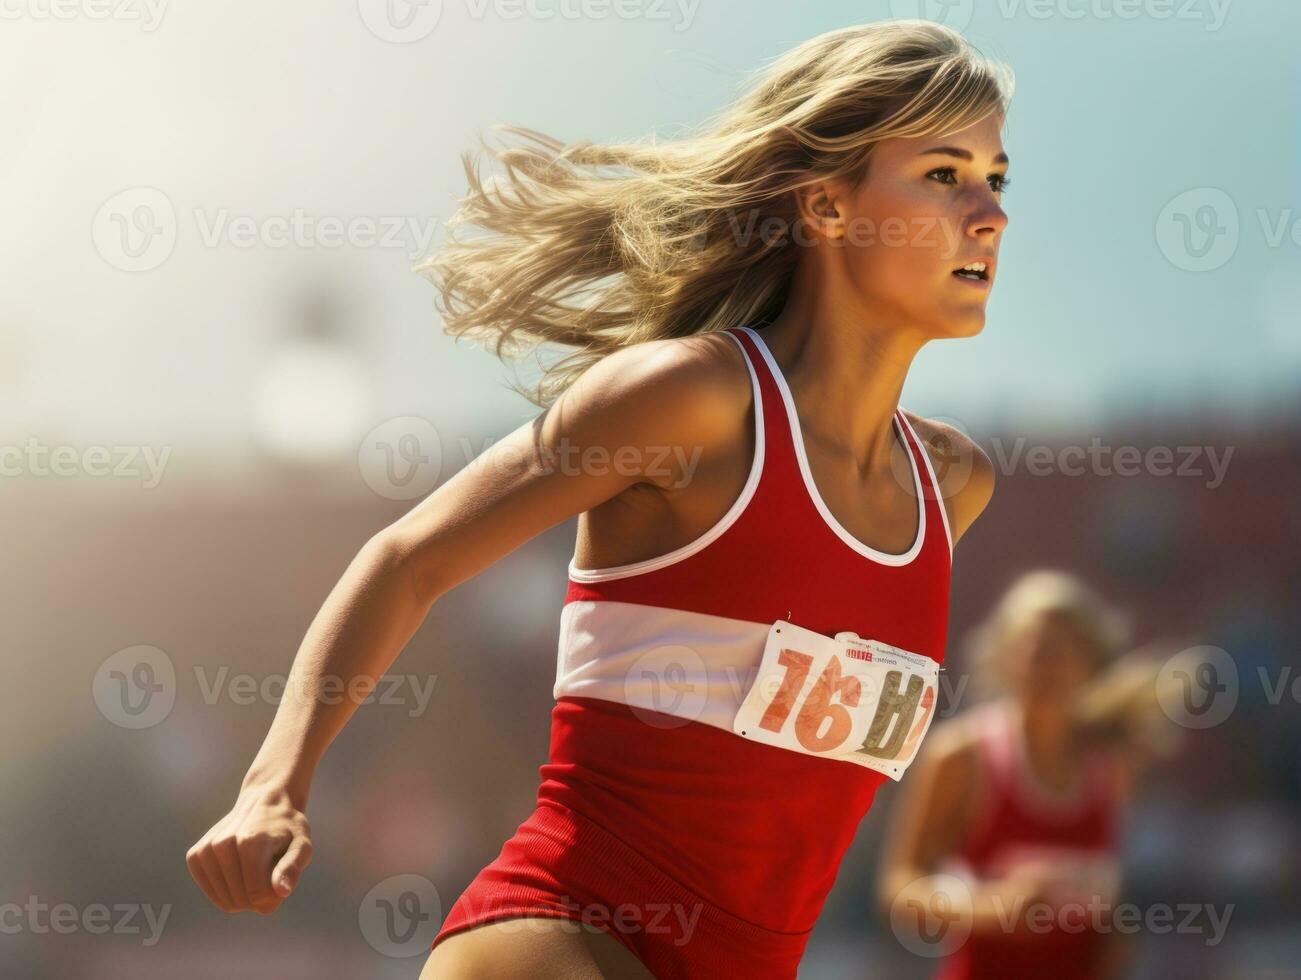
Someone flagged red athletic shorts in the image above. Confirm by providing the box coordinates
[431,800,813,978]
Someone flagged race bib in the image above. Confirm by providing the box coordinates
[731,619,941,780]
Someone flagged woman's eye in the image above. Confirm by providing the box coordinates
[927,167,1012,194]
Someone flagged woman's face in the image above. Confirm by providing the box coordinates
[816,112,1009,339]
[1005,611,1098,708]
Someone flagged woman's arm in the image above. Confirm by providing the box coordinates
[186,335,747,915]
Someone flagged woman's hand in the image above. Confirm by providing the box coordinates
[186,784,313,914]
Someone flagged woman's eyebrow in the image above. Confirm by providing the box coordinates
[918,146,1010,165]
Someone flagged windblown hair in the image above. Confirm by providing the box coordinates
[416,20,1014,406]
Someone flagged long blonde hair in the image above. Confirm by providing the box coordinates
[416,20,1014,406]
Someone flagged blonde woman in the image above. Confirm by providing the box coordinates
[879,571,1171,980]
[186,21,1013,979]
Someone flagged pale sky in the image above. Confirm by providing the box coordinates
[2,0,1297,466]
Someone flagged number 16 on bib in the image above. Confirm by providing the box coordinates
[731,620,940,780]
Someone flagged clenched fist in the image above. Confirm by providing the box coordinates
[186,785,313,914]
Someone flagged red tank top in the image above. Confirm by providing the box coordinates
[542,325,954,933]
[937,701,1119,980]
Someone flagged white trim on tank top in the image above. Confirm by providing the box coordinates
[895,409,954,559]
[736,326,926,567]
[567,329,766,583]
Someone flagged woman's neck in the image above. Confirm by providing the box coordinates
[760,266,925,473]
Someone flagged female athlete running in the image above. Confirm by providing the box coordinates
[186,20,1013,979]
[880,571,1176,979]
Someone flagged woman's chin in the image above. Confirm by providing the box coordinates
[933,310,987,339]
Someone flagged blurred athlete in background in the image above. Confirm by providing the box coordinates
[881,570,1181,980]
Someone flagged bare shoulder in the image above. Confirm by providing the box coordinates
[544,330,754,489]
[900,410,995,547]
[563,330,750,410]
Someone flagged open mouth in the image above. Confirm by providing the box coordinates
[951,261,989,282]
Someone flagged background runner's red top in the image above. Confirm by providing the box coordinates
[936,701,1119,980]
[541,324,954,933]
